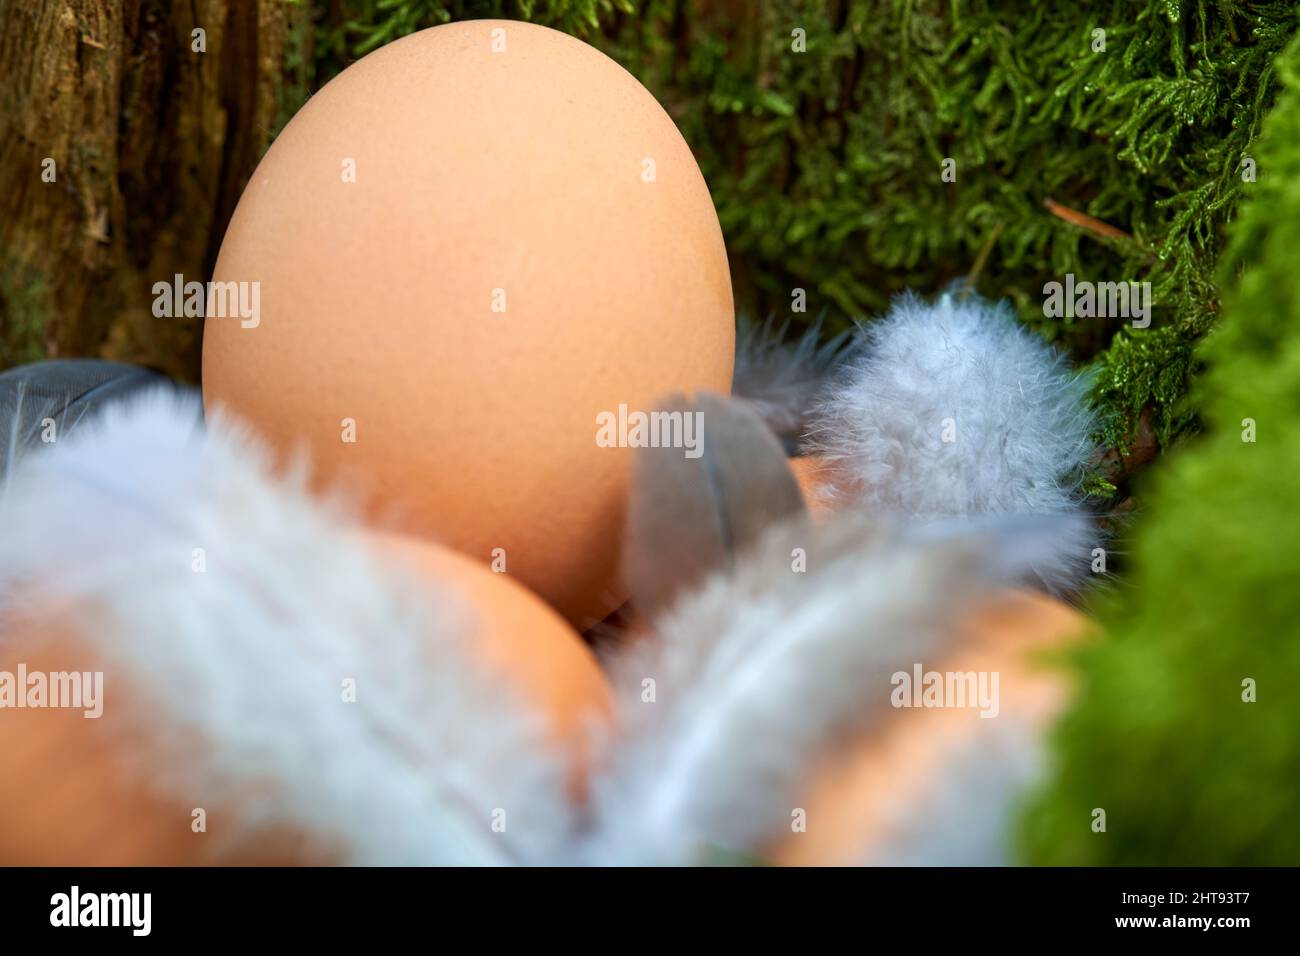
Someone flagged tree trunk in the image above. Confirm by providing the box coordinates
[0,0,298,380]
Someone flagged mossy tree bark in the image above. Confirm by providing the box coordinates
[0,0,297,379]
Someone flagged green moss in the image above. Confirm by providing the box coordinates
[310,0,630,79]
[604,1,1296,464]
[1020,30,1300,866]
[273,3,316,143]
[1091,323,1203,450]
[0,265,49,369]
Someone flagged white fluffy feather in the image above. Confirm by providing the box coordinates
[0,391,572,865]
[809,291,1098,591]
[855,713,1047,866]
[732,316,851,453]
[579,511,1084,865]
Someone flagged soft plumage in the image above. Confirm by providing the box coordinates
[0,312,1099,866]
[732,316,852,454]
[854,716,1046,866]
[0,391,572,865]
[580,509,1086,865]
[808,291,1099,591]
[0,359,175,489]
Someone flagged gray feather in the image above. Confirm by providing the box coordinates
[0,359,184,488]
[623,392,806,618]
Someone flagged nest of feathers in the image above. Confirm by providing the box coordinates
[0,291,1104,865]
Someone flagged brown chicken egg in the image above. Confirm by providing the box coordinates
[789,454,833,517]
[202,20,735,628]
[0,533,611,865]
[365,530,613,770]
[771,590,1090,866]
[0,616,322,866]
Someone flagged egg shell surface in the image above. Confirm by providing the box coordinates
[203,20,735,626]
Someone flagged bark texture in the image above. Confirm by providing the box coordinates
[0,0,297,379]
